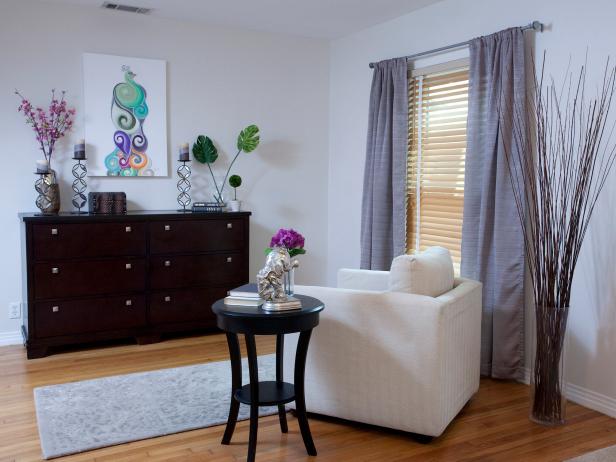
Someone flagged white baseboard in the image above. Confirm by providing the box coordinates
[567,383,616,419]
[0,330,23,346]
[521,367,616,419]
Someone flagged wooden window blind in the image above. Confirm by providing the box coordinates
[407,66,469,273]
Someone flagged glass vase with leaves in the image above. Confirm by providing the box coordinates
[192,125,259,206]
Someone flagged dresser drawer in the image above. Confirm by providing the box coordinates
[32,222,146,260]
[34,258,146,300]
[150,288,225,325]
[150,253,244,289]
[34,295,146,338]
[149,219,244,254]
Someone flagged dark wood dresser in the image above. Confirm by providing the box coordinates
[19,210,251,358]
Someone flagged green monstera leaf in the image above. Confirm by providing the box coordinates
[237,125,260,153]
[192,135,218,164]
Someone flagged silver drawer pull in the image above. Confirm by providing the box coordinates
[51,228,58,236]
[227,223,233,229]
[125,299,132,307]
[51,267,59,274]
[164,224,171,231]
[226,256,233,263]
[52,306,59,313]
[164,296,171,302]
[125,263,132,270]
[164,260,171,267]
[125,226,132,233]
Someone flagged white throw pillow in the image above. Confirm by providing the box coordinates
[388,247,455,297]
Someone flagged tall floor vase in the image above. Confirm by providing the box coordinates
[530,305,570,425]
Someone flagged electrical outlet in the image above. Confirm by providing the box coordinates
[8,302,21,319]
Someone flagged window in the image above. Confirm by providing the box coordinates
[406,62,469,273]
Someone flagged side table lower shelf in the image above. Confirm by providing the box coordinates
[234,381,295,406]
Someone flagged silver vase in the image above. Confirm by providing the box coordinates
[35,169,61,215]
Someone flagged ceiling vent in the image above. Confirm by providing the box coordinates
[101,2,152,14]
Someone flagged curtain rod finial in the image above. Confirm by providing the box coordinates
[369,62,375,69]
[531,20,544,32]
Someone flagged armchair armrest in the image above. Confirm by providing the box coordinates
[436,277,483,316]
[337,268,389,291]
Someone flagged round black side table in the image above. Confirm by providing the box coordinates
[212,294,324,462]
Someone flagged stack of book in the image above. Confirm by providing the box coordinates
[224,283,262,306]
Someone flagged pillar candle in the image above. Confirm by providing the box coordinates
[36,159,50,173]
[179,142,190,161]
[74,138,86,160]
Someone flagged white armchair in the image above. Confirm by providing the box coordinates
[283,268,482,438]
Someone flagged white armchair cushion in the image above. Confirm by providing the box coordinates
[388,246,454,297]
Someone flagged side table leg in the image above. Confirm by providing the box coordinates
[276,334,289,433]
[246,334,260,462]
[294,329,317,456]
[222,333,242,445]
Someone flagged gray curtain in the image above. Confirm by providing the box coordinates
[461,28,527,379]
[360,58,408,270]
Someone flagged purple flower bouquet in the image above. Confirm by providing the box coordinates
[266,228,306,257]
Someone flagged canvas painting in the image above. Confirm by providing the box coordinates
[83,53,168,176]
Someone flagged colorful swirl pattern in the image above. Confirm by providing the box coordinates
[105,67,151,176]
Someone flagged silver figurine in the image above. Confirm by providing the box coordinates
[257,247,301,311]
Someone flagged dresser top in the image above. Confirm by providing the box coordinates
[19,210,252,223]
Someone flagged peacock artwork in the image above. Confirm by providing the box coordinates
[83,53,168,177]
[105,66,151,176]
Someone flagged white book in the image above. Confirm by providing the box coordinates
[228,283,260,299]
[224,296,263,307]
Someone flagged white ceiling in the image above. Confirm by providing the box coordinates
[39,0,444,39]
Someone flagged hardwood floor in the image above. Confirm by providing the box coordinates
[1,334,616,462]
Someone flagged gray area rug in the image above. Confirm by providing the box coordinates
[566,444,616,461]
[34,354,278,459]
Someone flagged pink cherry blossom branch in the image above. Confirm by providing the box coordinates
[15,89,75,165]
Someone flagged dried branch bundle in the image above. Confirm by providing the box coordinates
[501,55,616,424]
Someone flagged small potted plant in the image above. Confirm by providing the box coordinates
[228,174,242,212]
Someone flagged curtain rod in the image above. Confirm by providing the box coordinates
[368,21,544,68]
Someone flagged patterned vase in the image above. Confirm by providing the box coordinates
[35,169,61,215]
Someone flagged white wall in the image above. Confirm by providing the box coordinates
[0,0,329,338]
[328,0,616,415]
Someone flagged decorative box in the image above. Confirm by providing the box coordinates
[88,192,127,214]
